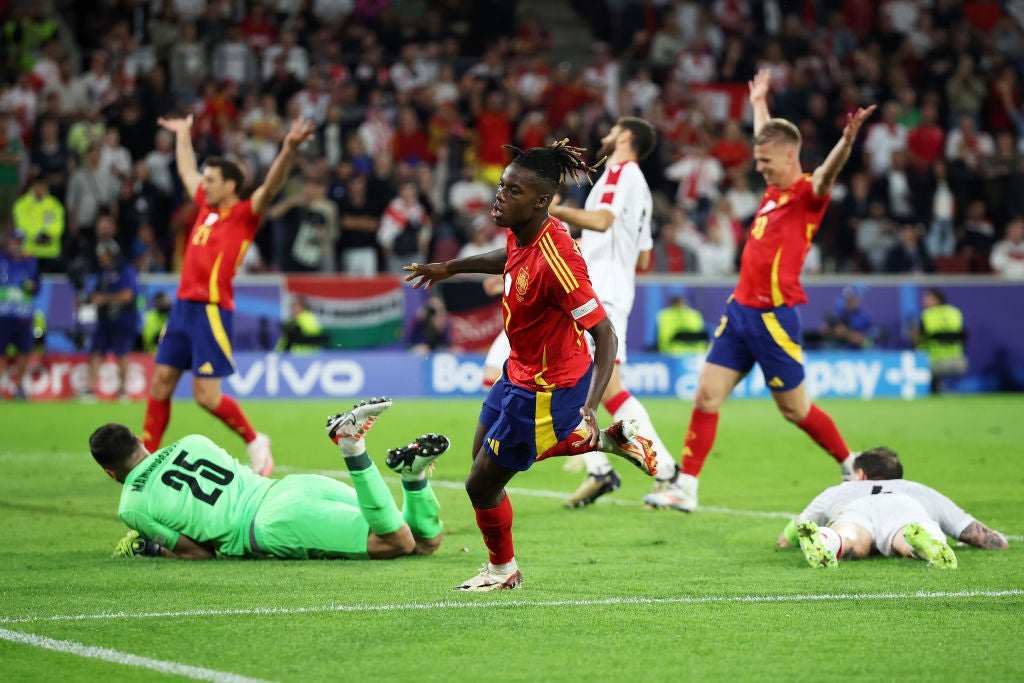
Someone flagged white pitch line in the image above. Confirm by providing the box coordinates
[2,590,1021,626]
[0,628,273,683]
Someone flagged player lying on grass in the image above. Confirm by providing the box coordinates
[777,447,1009,569]
[92,398,447,560]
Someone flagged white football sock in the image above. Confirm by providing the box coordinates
[612,396,677,480]
[818,526,843,558]
[582,451,613,476]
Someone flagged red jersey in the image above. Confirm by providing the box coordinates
[734,174,829,308]
[177,187,261,310]
[503,217,607,391]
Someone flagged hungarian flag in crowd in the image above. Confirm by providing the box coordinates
[285,276,404,349]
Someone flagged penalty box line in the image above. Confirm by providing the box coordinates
[0,627,273,683]
[2,590,1022,626]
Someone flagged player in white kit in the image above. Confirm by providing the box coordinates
[778,447,1008,568]
[548,117,681,507]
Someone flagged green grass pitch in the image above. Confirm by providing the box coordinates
[1,396,1022,682]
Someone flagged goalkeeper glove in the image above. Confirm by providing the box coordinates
[112,529,162,558]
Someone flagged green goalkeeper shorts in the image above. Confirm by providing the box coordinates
[251,474,370,560]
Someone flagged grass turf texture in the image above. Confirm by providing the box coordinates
[1,396,1021,682]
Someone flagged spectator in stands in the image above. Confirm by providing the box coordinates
[916,165,950,261]
[957,199,997,260]
[990,216,1024,279]
[885,223,936,274]
[906,100,945,173]
[336,174,381,276]
[378,180,433,274]
[664,144,725,227]
[12,173,65,273]
[169,22,209,99]
[130,223,167,274]
[269,176,339,273]
[857,201,899,273]
[863,101,908,176]
[66,144,119,253]
[0,111,24,242]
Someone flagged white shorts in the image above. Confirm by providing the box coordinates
[833,494,944,557]
[484,330,511,370]
[585,301,629,364]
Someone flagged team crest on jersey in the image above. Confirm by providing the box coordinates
[515,267,529,301]
[204,213,220,226]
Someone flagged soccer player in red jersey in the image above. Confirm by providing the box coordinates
[141,114,315,476]
[404,140,657,590]
[646,70,876,513]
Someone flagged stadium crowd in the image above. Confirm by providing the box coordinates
[3,0,1024,279]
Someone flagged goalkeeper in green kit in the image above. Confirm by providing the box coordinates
[91,398,447,560]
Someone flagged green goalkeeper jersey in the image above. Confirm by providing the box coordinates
[119,434,274,556]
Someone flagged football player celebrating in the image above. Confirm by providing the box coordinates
[647,71,875,512]
[140,114,314,476]
[405,140,657,591]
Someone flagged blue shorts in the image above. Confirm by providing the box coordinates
[480,364,592,471]
[0,316,34,353]
[89,321,136,355]
[155,300,236,378]
[706,298,805,391]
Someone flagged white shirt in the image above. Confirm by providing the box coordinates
[863,122,908,175]
[798,479,975,539]
[990,239,1024,279]
[579,161,653,312]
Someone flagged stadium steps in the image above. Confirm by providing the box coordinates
[517,0,598,67]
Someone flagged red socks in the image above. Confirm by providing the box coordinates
[142,397,171,452]
[603,390,631,416]
[536,425,593,461]
[207,395,258,443]
[474,495,515,565]
[680,408,719,477]
[796,404,850,463]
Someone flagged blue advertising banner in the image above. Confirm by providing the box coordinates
[423,351,931,400]
[195,350,931,400]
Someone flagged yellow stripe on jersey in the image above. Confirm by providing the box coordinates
[538,233,579,293]
[206,304,235,366]
[208,252,224,305]
[761,311,803,364]
[534,389,558,456]
[533,347,556,390]
[770,247,784,307]
[503,298,512,332]
[233,239,251,275]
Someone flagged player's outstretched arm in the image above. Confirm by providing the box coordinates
[958,521,1010,550]
[748,69,772,136]
[811,104,877,197]
[549,195,615,233]
[157,115,203,199]
[250,117,316,216]
[404,247,506,290]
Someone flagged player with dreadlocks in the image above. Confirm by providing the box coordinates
[405,140,657,590]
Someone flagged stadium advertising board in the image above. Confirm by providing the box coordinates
[425,351,932,400]
[1,350,930,401]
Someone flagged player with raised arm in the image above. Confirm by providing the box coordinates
[405,140,657,591]
[777,447,1009,569]
[97,398,448,561]
[140,114,315,476]
[549,116,681,508]
[645,71,875,513]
